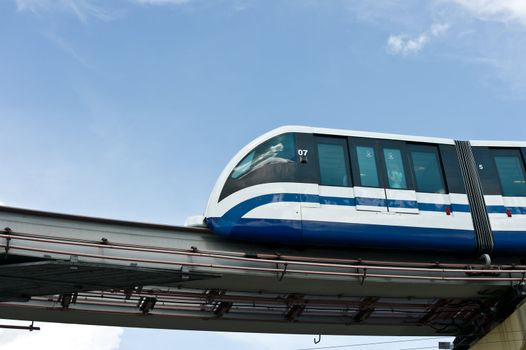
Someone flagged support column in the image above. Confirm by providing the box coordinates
[470,301,526,350]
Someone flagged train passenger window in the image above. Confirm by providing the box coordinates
[493,150,526,196]
[383,148,407,189]
[317,142,350,187]
[230,133,296,179]
[410,147,446,193]
[356,146,380,187]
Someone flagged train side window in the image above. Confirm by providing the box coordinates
[355,146,380,187]
[230,133,296,179]
[383,148,408,189]
[410,146,446,193]
[493,149,526,196]
[317,139,351,187]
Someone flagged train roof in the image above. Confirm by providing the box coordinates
[268,126,526,147]
[470,140,526,147]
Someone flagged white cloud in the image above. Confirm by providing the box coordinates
[0,320,123,350]
[386,22,449,56]
[15,0,117,22]
[387,33,428,55]
[446,0,526,26]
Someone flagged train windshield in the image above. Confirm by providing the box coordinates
[230,133,296,179]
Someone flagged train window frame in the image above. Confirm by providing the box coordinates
[439,144,466,194]
[315,136,352,187]
[472,146,501,196]
[408,144,447,194]
[492,148,526,197]
[349,138,382,188]
[220,133,298,201]
[229,133,296,180]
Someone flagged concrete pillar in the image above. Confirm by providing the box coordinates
[470,301,526,350]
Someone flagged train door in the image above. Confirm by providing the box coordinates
[299,135,354,240]
[315,136,354,208]
[379,141,419,214]
[349,138,421,214]
[349,138,387,212]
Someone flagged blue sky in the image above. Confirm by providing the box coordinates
[1,0,526,349]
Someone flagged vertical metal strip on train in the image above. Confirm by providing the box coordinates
[455,141,494,254]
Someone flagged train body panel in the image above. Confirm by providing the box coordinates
[206,182,477,253]
[200,126,526,256]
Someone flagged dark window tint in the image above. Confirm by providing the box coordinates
[494,151,526,196]
[230,134,296,179]
[318,143,350,187]
[356,146,380,187]
[411,149,446,193]
[383,148,407,189]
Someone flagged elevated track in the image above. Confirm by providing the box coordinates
[0,206,525,348]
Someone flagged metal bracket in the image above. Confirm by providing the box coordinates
[360,268,367,285]
[277,263,288,282]
[137,296,157,315]
[3,227,12,257]
[58,293,78,308]
[4,237,11,256]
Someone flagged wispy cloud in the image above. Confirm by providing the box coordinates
[430,23,449,36]
[446,0,526,26]
[441,0,526,97]
[15,0,118,23]
[386,23,449,56]
[43,31,94,69]
[343,0,526,97]
[133,0,191,4]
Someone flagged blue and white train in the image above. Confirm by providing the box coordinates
[187,126,526,255]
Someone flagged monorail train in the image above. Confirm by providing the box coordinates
[187,126,526,255]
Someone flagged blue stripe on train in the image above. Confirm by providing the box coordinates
[207,217,477,253]
[220,193,471,222]
[355,197,386,207]
[487,206,526,215]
